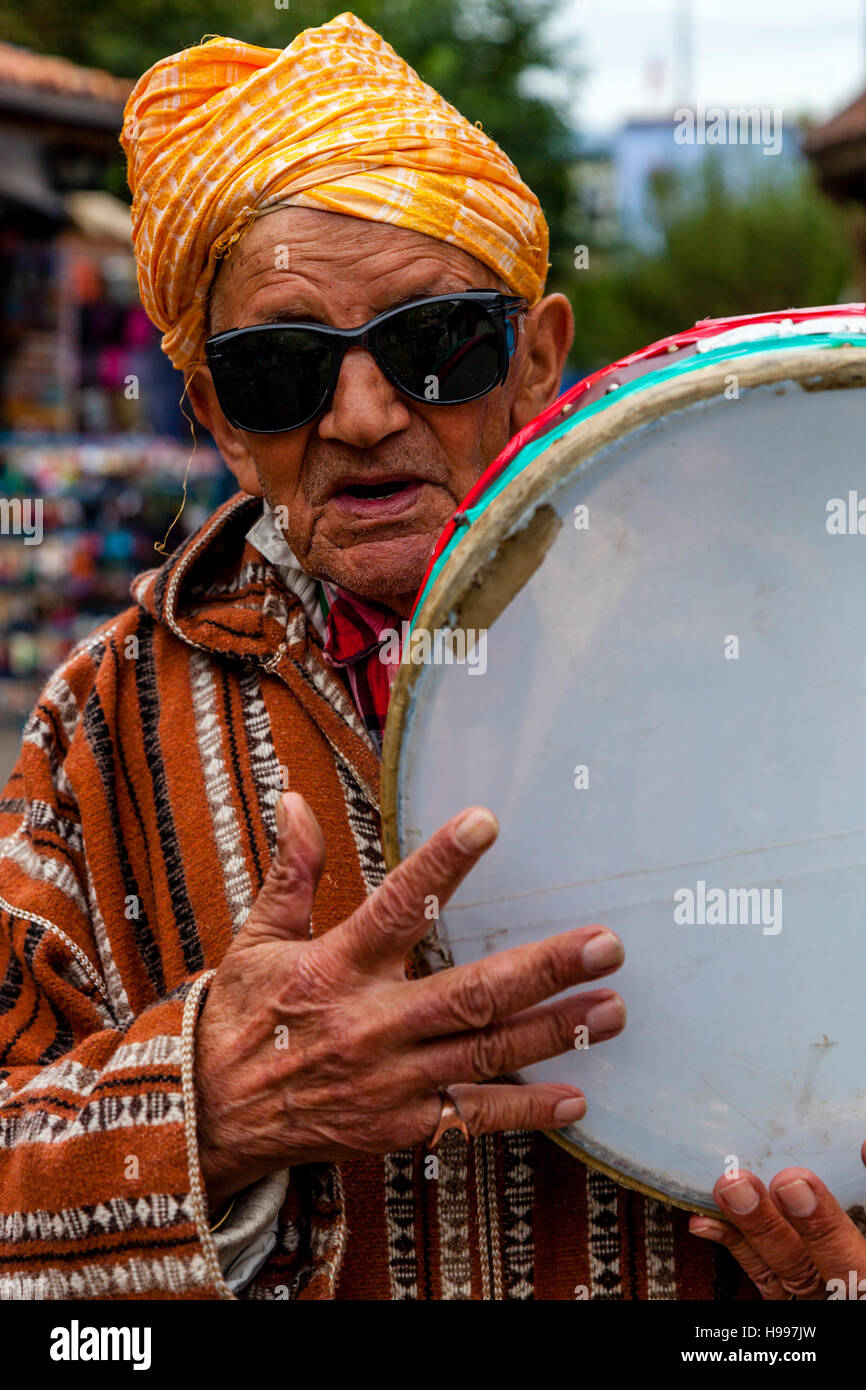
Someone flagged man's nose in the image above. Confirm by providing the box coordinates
[316,346,411,448]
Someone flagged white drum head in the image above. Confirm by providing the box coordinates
[383,347,866,1214]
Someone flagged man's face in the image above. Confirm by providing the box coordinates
[190,207,572,615]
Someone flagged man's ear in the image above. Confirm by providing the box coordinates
[184,368,263,497]
[508,292,575,433]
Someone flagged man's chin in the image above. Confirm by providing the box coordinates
[311,532,437,609]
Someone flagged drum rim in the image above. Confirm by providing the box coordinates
[410,329,866,621]
[545,1128,719,1216]
[381,343,866,1213]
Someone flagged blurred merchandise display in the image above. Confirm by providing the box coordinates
[0,434,232,724]
[0,226,192,437]
[0,42,234,733]
[0,47,231,736]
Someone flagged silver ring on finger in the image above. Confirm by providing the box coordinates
[427,1087,470,1148]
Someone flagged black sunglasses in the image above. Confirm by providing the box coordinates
[204,290,527,433]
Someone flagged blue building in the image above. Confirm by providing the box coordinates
[613,109,806,249]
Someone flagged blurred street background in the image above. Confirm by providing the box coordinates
[0,0,863,779]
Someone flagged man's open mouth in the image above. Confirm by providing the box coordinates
[328,476,427,517]
[341,480,413,499]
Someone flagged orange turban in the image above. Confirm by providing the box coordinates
[120,12,549,372]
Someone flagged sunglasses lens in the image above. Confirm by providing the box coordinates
[376,299,502,402]
[209,328,333,432]
[207,296,512,431]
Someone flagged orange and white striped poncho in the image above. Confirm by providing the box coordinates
[120,11,550,371]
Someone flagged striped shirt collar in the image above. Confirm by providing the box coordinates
[244,499,400,751]
[244,501,326,638]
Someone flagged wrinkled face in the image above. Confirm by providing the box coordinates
[190,206,572,616]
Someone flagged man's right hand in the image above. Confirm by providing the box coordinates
[194,792,626,1212]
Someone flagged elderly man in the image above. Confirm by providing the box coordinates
[1,14,864,1303]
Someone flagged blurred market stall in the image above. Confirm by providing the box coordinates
[0,42,230,727]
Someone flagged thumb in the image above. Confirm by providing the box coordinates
[243,791,326,943]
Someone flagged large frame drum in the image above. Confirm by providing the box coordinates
[382,307,866,1215]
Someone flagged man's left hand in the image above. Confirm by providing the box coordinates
[689,1143,866,1300]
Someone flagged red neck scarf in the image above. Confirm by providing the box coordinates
[321,586,401,751]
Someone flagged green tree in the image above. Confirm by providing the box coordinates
[569,160,857,371]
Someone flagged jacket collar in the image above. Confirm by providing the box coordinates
[131,490,297,669]
[130,489,385,803]
[243,500,327,640]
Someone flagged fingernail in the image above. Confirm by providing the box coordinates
[722,1179,759,1215]
[553,1096,587,1125]
[582,930,624,972]
[690,1219,727,1241]
[776,1179,817,1218]
[585,996,626,1035]
[454,809,499,853]
[275,794,287,836]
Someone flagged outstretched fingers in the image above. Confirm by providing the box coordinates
[243,792,327,943]
[330,806,499,969]
[398,925,624,1043]
[410,987,626,1088]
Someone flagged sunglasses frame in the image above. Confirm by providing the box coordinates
[204,289,528,433]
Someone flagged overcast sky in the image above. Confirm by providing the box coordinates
[549,0,866,134]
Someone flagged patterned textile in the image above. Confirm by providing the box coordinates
[244,499,397,750]
[0,490,761,1300]
[119,12,549,371]
[212,1169,290,1293]
[322,586,399,751]
[244,502,326,639]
